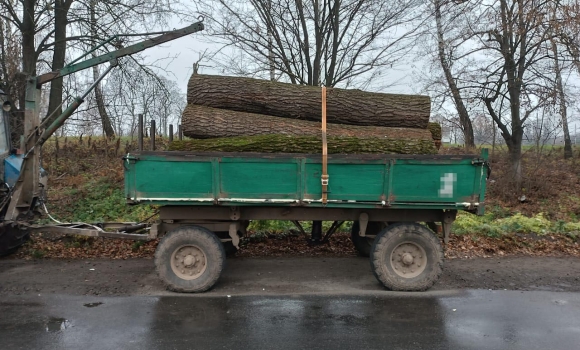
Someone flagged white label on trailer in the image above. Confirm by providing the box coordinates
[439,173,457,198]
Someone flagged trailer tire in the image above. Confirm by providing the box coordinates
[370,223,443,291]
[350,221,386,257]
[222,242,238,257]
[215,231,239,257]
[155,226,225,293]
[0,224,30,257]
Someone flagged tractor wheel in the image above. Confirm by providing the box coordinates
[155,225,225,293]
[0,223,29,257]
[350,221,386,257]
[370,223,443,291]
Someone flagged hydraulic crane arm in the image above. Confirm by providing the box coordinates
[2,21,204,223]
[36,21,204,144]
[36,21,204,87]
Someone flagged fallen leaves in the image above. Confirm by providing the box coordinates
[444,234,580,259]
[12,233,159,260]
[7,230,580,261]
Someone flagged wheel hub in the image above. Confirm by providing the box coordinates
[184,254,195,267]
[171,245,207,280]
[390,242,427,278]
[402,253,414,266]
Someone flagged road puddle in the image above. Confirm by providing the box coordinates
[83,302,103,308]
[45,317,71,332]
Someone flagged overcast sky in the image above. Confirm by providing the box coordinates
[141,27,419,97]
[137,19,579,140]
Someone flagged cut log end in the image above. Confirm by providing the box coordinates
[428,122,442,140]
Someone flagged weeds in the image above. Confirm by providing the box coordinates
[30,249,45,259]
[37,137,580,242]
[453,211,580,238]
[131,241,144,251]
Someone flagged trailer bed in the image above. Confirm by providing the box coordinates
[124,150,488,213]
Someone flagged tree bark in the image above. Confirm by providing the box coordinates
[90,0,115,138]
[181,104,435,142]
[187,74,431,128]
[16,0,38,142]
[21,0,36,79]
[550,37,572,159]
[434,0,474,148]
[92,66,115,137]
[45,0,73,125]
[169,134,438,154]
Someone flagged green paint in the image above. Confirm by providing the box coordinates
[125,150,489,212]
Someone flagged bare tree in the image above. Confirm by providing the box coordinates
[0,0,53,139]
[558,1,580,73]
[549,35,573,158]
[45,0,74,125]
[472,113,496,145]
[42,0,178,127]
[197,0,427,88]
[103,59,186,138]
[456,0,559,188]
[0,7,23,145]
[524,107,563,157]
[431,0,475,148]
[86,0,114,137]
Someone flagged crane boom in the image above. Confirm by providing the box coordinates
[36,22,204,86]
[1,21,204,229]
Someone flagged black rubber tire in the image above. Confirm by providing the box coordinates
[222,242,238,256]
[350,221,386,257]
[155,226,225,293]
[215,231,238,257]
[0,224,29,257]
[370,223,443,291]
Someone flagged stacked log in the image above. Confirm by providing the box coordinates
[180,105,433,140]
[170,135,437,154]
[186,74,431,128]
[172,74,440,154]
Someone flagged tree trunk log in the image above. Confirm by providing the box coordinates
[169,134,437,154]
[181,105,434,142]
[187,74,431,128]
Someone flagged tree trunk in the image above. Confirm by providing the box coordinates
[434,0,474,148]
[181,104,435,142]
[15,0,38,143]
[21,0,36,79]
[90,0,115,138]
[508,137,523,189]
[169,134,438,154]
[92,66,115,137]
[45,0,73,125]
[551,37,572,159]
[187,74,431,128]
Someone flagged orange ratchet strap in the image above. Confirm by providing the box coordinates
[321,86,329,205]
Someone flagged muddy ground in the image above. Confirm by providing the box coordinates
[0,256,579,296]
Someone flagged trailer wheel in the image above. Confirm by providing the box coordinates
[370,223,443,291]
[215,231,239,257]
[0,224,29,257]
[155,226,225,293]
[350,221,386,257]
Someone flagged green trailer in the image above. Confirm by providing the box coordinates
[124,149,490,293]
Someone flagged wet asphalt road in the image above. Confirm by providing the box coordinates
[1,290,579,350]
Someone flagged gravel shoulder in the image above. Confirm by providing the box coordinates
[1,256,579,296]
